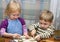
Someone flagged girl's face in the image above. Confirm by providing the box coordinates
[9,11,20,20]
[39,20,51,29]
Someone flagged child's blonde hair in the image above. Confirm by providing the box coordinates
[39,10,54,22]
[4,0,21,17]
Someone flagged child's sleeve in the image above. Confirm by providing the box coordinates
[0,19,8,35]
[20,18,28,34]
[0,28,6,35]
[22,25,27,33]
[18,18,28,34]
[39,25,55,38]
[0,19,8,29]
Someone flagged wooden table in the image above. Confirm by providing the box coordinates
[40,37,60,42]
[0,37,60,42]
[0,30,60,42]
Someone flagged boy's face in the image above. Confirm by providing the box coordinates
[39,20,52,29]
[9,11,20,20]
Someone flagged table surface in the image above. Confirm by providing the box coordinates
[0,30,60,42]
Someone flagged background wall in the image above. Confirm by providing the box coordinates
[50,0,60,30]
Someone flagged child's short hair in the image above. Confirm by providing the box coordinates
[39,10,54,22]
[5,0,21,16]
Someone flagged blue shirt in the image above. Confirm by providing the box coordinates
[7,19,23,35]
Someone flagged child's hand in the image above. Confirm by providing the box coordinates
[31,29,36,37]
[25,35,30,39]
[35,35,40,41]
[24,33,30,39]
[13,33,21,39]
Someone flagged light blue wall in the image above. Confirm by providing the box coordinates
[0,1,3,23]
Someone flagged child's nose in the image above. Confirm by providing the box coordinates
[41,25,45,27]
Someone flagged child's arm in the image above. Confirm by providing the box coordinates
[23,25,28,36]
[19,18,28,35]
[0,28,21,38]
[37,26,54,39]
[34,30,53,41]
[23,25,27,35]
[0,19,21,38]
[35,35,40,41]
[31,29,36,37]
[21,18,30,38]
[28,24,36,37]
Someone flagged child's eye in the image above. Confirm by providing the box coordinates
[17,14,19,16]
[12,14,19,16]
[13,15,15,16]
[44,23,47,25]
[40,23,43,24]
